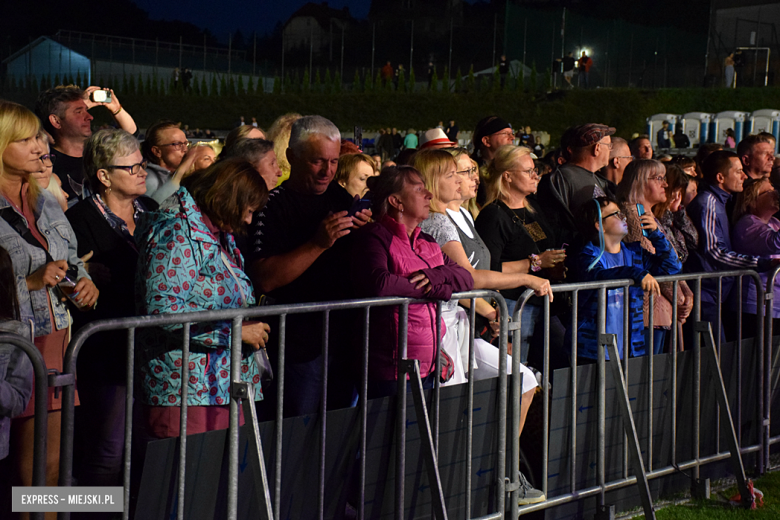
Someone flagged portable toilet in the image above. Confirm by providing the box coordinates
[646,114,680,149]
[680,112,713,147]
[749,109,780,153]
[712,111,749,147]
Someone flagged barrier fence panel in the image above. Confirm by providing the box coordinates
[0,332,49,520]
[510,270,762,518]
[765,264,780,469]
[28,266,777,518]
[57,290,511,520]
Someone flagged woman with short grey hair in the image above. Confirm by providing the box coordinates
[66,128,159,488]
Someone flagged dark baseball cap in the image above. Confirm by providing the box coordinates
[565,123,616,148]
[473,116,512,147]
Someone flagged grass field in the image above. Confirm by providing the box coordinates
[632,471,780,519]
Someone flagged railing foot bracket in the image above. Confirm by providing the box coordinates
[691,477,711,500]
[594,504,615,520]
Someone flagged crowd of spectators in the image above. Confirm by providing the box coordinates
[2,83,780,513]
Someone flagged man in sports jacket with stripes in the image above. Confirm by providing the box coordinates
[687,150,776,336]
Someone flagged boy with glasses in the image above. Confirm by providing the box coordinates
[575,196,681,362]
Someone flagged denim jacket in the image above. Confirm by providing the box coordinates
[0,320,33,460]
[0,189,89,336]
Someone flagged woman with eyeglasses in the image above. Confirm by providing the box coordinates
[65,128,158,488]
[0,101,97,495]
[31,134,69,212]
[474,145,565,365]
[617,159,685,354]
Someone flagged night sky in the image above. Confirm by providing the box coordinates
[130,0,372,39]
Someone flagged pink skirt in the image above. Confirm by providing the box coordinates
[142,404,245,439]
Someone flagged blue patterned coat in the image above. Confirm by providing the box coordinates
[135,187,263,406]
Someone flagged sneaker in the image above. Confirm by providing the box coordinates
[517,471,546,505]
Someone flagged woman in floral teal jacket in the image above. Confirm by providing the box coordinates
[135,159,270,438]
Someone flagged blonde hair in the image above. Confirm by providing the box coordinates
[733,177,772,224]
[409,148,457,214]
[616,159,665,204]
[0,101,43,207]
[335,153,377,186]
[447,148,480,219]
[484,144,532,205]
[267,113,302,184]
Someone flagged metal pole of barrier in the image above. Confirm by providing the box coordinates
[404,358,448,519]
[570,291,579,494]
[735,275,742,450]
[318,311,330,520]
[359,307,369,520]
[122,328,134,520]
[434,301,442,455]
[395,303,409,520]
[0,334,48,490]
[765,266,779,469]
[227,316,244,520]
[509,296,524,519]
[717,278,722,353]
[755,275,766,475]
[603,334,656,519]
[671,283,678,469]
[466,300,476,517]
[623,285,630,481]
[697,322,753,508]
[542,293,550,500]
[177,324,191,520]
[692,279,701,482]
[496,293,508,517]
[648,292,654,471]
[597,287,607,508]
[274,314,286,520]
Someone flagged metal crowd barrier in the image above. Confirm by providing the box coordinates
[511,270,765,519]
[56,290,511,520]
[764,264,780,468]
[0,332,50,520]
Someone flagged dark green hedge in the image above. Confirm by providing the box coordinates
[3,87,775,146]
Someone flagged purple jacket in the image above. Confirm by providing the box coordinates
[732,214,780,317]
[351,215,473,380]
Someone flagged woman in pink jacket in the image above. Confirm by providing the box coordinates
[351,165,473,398]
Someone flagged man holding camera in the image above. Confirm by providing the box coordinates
[35,85,137,203]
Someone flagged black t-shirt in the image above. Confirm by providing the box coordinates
[249,180,355,362]
[51,148,86,199]
[563,56,576,72]
[474,199,555,301]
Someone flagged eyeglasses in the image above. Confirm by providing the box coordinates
[598,140,614,150]
[509,167,539,178]
[39,154,56,166]
[107,161,147,176]
[613,155,634,161]
[457,167,478,176]
[602,210,626,221]
[648,175,667,183]
[158,141,190,151]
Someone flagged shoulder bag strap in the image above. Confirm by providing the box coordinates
[0,207,54,263]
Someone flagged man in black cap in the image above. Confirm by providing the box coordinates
[536,123,616,248]
[471,115,515,204]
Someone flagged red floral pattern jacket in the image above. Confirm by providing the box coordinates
[135,187,263,406]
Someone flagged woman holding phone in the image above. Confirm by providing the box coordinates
[617,159,686,354]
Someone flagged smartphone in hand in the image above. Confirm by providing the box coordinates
[636,203,648,237]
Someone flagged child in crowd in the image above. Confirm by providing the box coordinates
[575,196,682,361]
